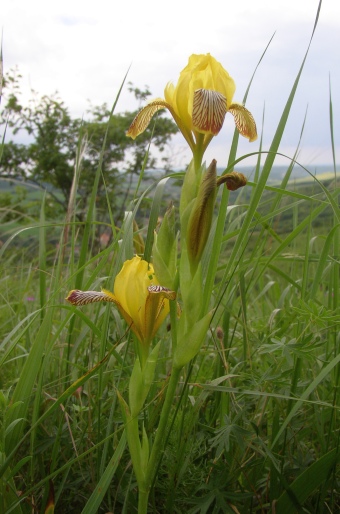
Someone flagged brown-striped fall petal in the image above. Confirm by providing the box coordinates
[126,99,170,139]
[192,89,227,135]
[229,103,258,142]
[66,289,117,306]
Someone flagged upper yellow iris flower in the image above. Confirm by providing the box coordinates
[127,53,257,161]
[66,256,175,346]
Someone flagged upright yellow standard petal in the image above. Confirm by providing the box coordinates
[165,53,236,136]
[114,257,154,339]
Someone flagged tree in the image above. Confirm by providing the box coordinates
[0,69,178,221]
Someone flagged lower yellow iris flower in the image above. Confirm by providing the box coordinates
[66,256,176,346]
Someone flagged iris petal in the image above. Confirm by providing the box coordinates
[144,286,176,341]
[66,289,118,306]
[192,89,227,135]
[126,99,170,139]
[229,103,258,142]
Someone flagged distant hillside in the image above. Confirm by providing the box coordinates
[0,164,336,218]
[230,164,336,183]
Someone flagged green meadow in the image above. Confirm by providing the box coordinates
[1,5,339,514]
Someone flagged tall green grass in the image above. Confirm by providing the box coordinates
[1,2,339,512]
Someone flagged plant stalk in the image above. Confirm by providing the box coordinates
[142,366,182,505]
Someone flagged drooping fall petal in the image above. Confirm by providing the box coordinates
[229,103,258,142]
[126,99,169,139]
[192,89,227,135]
[66,289,118,306]
[145,285,176,341]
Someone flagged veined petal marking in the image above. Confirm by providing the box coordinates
[66,289,117,306]
[229,103,257,142]
[126,99,171,139]
[148,285,176,301]
[192,89,227,135]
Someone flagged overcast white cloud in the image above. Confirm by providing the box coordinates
[1,0,339,169]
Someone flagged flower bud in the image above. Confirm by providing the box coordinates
[217,171,247,191]
[186,159,217,272]
[216,326,224,341]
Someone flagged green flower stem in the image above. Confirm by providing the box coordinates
[135,337,150,370]
[126,353,182,514]
[144,365,182,494]
[193,133,204,171]
[138,488,149,514]
[125,414,145,489]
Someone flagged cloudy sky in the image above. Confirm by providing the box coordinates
[2,0,339,170]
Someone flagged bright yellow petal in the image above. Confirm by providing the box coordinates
[115,303,143,342]
[114,257,149,318]
[164,82,176,110]
[163,81,196,151]
[113,256,163,342]
[192,89,227,135]
[228,103,258,142]
[126,99,170,139]
[208,55,236,108]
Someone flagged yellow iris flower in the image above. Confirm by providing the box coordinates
[127,53,257,160]
[66,256,175,346]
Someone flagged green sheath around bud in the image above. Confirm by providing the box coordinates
[186,159,217,272]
